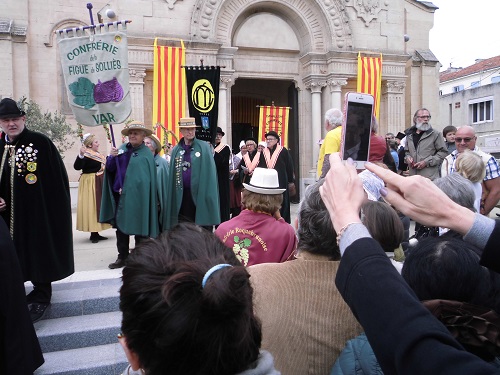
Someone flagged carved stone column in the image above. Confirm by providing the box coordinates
[129,67,147,123]
[218,76,233,139]
[306,81,326,172]
[326,78,348,110]
[381,80,406,135]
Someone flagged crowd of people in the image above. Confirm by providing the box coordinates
[2,95,500,374]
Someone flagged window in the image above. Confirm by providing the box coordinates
[470,81,480,88]
[468,96,493,124]
[453,85,464,92]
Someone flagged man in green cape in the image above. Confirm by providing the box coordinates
[100,121,159,269]
[164,117,220,230]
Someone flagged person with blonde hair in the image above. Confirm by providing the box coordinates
[455,150,486,213]
[74,133,111,243]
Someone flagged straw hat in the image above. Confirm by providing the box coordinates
[243,167,285,195]
[178,117,200,128]
[148,134,162,154]
[121,121,153,136]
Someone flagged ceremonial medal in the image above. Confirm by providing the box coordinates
[27,162,37,172]
[195,152,201,157]
[25,173,37,184]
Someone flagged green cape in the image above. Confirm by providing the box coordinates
[100,143,159,237]
[164,138,220,229]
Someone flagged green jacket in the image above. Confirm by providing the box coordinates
[164,138,220,229]
[100,143,159,237]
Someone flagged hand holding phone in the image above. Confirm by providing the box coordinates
[340,92,374,169]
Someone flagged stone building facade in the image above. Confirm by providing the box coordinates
[1,0,440,190]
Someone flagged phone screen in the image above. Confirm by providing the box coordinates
[342,101,373,162]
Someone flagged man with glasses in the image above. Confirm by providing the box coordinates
[239,137,261,185]
[404,108,447,180]
[441,125,500,215]
[164,117,220,229]
[258,131,295,223]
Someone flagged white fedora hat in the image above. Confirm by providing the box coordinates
[243,167,285,195]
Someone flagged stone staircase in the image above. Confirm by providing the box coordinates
[31,278,129,375]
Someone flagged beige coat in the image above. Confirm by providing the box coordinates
[248,252,363,375]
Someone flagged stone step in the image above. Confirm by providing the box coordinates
[29,278,122,320]
[35,311,122,353]
[34,343,128,375]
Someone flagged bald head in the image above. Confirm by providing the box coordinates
[455,126,477,153]
[324,108,343,131]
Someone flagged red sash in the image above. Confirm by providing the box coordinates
[263,145,283,169]
[242,151,261,173]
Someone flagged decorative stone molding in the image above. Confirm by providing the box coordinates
[326,78,348,87]
[165,0,183,10]
[191,0,352,51]
[129,68,147,83]
[220,76,233,89]
[385,80,406,93]
[305,81,327,93]
[346,0,389,27]
[44,18,87,47]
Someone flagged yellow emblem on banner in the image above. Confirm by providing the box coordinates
[27,162,37,172]
[192,79,215,113]
[25,173,37,184]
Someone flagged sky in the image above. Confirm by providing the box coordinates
[429,0,500,71]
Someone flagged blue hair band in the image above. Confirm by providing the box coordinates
[202,264,233,288]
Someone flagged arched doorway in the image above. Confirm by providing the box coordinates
[231,78,300,201]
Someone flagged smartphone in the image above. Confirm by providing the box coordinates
[340,92,374,169]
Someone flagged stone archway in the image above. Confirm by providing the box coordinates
[190,0,353,52]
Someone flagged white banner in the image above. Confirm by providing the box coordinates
[57,23,131,126]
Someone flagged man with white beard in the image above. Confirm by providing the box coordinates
[404,108,447,180]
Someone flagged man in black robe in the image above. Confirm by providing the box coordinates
[213,127,231,223]
[239,137,261,186]
[0,216,44,373]
[0,98,74,322]
[258,131,295,223]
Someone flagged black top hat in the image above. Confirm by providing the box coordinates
[0,98,25,119]
[245,137,257,145]
[396,132,406,140]
[216,127,225,136]
[265,130,280,141]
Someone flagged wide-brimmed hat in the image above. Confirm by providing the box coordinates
[265,130,280,141]
[121,121,153,136]
[148,134,162,153]
[243,167,285,195]
[0,98,25,119]
[178,117,200,128]
[216,127,225,136]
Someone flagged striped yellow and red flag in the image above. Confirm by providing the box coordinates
[153,38,186,147]
[357,53,382,119]
[258,106,290,148]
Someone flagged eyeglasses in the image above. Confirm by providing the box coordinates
[455,137,473,143]
[266,138,277,141]
[246,143,255,147]
[417,115,431,119]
